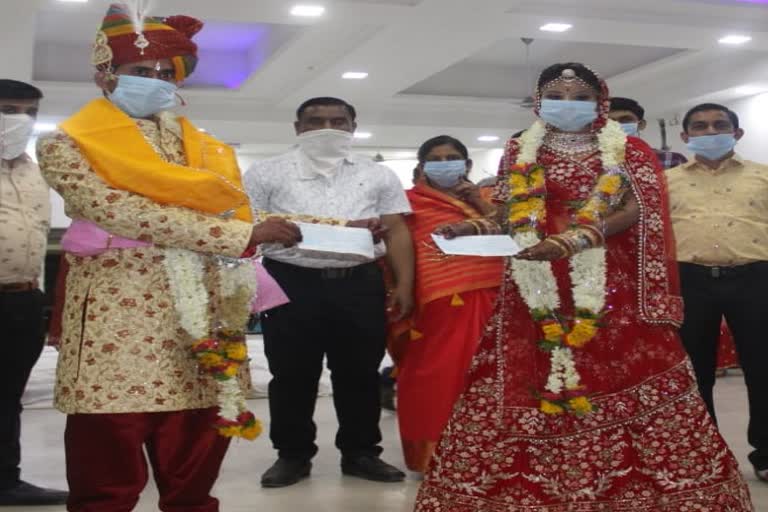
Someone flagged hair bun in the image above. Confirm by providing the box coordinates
[164,15,203,39]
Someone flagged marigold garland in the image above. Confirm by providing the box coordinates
[508,119,630,416]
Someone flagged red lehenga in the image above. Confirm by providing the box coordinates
[414,137,753,511]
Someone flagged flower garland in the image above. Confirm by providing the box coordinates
[509,119,629,416]
[163,249,261,440]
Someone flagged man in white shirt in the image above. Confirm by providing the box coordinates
[0,79,67,506]
[244,97,414,487]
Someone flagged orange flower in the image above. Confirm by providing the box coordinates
[565,318,598,348]
[541,322,565,341]
[540,400,565,415]
[568,396,594,415]
[598,175,623,195]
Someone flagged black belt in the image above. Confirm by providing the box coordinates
[679,261,767,279]
[264,259,380,280]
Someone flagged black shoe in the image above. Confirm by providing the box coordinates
[261,458,312,488]
[0,481,68,506]
[341,455,405,482]
[755,467,768,483]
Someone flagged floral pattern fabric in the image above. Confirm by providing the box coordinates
[414,138,753,511]
[37,114,253,414]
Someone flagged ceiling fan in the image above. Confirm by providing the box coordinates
[514,37,536,109]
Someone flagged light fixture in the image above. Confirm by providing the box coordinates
[342,71,368,80]
[734,85,768,96]
[478,135,500,142]
[58,0,88,3]
[540,23,572,33]
[33,122,57,133]
[354,132,373,139]
[719,34,752,45]
[291,5,325,17]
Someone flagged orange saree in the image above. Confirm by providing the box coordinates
[391,183,503,472]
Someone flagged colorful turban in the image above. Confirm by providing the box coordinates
[95,3,203,81]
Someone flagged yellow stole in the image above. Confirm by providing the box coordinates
[60,98,252,222]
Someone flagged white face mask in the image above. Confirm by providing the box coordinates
[297,129,353,176]
[0,113,35,161]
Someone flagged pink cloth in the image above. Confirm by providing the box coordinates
[61,219,289,312]
[61,219,150,256]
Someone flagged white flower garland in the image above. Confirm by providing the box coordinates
[512,118,627,398]
[163,249,209,339]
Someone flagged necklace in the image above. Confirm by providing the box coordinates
[544,130,598,157]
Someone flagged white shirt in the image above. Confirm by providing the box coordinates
[0,156,50,284]
[244,148,411,268]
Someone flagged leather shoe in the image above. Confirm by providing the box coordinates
[341,455,405,482]
[0,481,68,506]
[261,458,312,488]
[755,467,768,483]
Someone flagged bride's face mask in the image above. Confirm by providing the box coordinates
[538,80,600,132]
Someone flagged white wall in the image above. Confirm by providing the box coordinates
[724,92,768,162]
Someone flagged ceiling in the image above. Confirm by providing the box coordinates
[3,0,768,156]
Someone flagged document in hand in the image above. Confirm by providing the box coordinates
[296,222,376,260]
[431,234,521,257]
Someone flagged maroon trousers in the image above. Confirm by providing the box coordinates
[64,408,229,512]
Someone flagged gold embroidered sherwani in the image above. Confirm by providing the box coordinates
[37,112,253,414]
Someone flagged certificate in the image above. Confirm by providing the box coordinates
[296,222,375,260]
[431,234,521,257]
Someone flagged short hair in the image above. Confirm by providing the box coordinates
[417,135,469,163]
[537,62,601,94]
[683,103,740,132]
[0,79,43,100]
[296,97,357,121]
[610,97,645,120]
[511,130,525,139]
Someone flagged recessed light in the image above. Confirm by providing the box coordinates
[719,34,752,45]
[478,135,500,142]
[58,0,88,3]
[354,132,372,139]
[540,23,572,33]
[342,71,368,80]
[291,5,325,17]
[34,123,57,133]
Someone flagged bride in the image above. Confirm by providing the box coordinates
[414,62,753,511]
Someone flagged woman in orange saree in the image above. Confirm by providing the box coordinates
[390,136,504,473]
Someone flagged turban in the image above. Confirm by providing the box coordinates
[93,3,203,81]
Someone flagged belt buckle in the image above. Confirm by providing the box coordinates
[711,266,721,278]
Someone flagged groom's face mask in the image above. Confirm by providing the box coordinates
[0,99,40,161]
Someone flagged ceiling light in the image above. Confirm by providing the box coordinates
[291,5,325,17]
[34,122,57,133]
[57,0,88,2]
[540,23,572,33]
[734,85,768,96]
[354,132,372,139]
[478,135,500,142]
[719,34,752,45]
[342,71,368,80]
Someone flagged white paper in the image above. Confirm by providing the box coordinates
[431,234,521,257]
[296,222,375,260]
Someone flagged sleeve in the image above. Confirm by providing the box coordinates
[37,132,252,258]
[376,165,412,216]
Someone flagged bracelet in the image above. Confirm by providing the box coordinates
[546,235,574,258]
[577,224,605,247]
[464,220,482,235]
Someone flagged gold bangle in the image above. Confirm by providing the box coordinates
[546,236,573,258]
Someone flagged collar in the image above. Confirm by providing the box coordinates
[682,153,744,172]
[0,154,31,171]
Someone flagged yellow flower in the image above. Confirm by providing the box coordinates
[222,342,248,362]
[540,400,565,415]
[565,319,598,348]
[568,396,594,415]
[541,323,565,341]
[509,174,529,196]
[198,352,224,367]
[241,421,263,440]
[217,426,241,437]
[223,364,240,378]
[509,201,535,223]
[530,168,545,190]
[598,175,623,195]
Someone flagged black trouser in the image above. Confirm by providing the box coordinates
[261,259,387,461]
[679,261,768,470]
[0,289,46,489]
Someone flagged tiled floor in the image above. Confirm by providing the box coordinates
[8,373,768,511]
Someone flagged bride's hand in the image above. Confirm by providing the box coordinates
[433,222,476,240]
[515,239,568,261]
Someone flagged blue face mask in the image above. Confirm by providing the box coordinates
[686,134,737,161]
[620,123,640,136]
[539,99,598,132]
[423,160,467,188]
[108,75,178,118]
